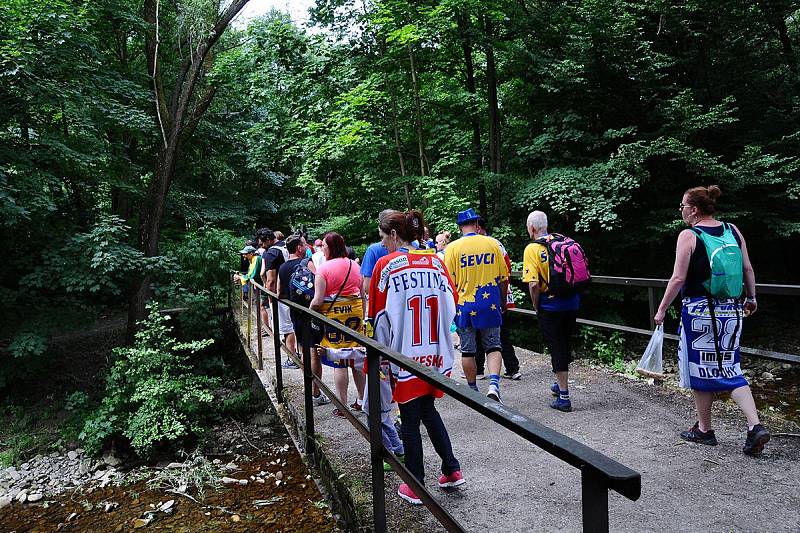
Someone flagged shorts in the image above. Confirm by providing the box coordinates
[292,313,323,350]
[538,309,577,372]
[278,301,294,336]
[459,326,501,355]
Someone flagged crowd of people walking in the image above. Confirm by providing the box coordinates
[235,185,769,506]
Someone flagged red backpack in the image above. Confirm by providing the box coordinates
[534,234,591,296]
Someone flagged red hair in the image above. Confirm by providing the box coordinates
[684,185,722,215]
[323,232,348,259]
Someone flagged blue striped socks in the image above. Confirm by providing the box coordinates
[489,374,500,390]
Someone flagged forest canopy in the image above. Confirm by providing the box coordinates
[1,0,799,362]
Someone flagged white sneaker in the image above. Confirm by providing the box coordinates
[475,373,486,380]
[313,392,331,406]
[486,385,502,403]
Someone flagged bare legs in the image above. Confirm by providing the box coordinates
[694,385,760,432]
[461,356,477,382]
[730,385,761,428]
[555,370,568,393]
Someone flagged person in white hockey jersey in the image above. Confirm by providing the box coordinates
[367,210,466,506]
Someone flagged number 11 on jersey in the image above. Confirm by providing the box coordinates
[407,295,440,346]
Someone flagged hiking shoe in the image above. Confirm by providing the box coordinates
[350,401,363,412]
[680,422,718,446]
[312,393,331,406]
[383,453,405,472]
[743,424,770,456]
[438,470,466,488]
[282,358,299,369]
[503,371,522,380]
[550,397,572,412]
[475,373,486,380]
[550,382,560,396]
[332,408,347,419]
[486,384,502,403]
[397,483,422,505]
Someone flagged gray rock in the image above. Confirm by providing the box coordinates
[16,490,27,503]
[221,477,238,484]
[20,463,29,471]
[8,470,20,481]
[75,449,85,455]
[0,496,11,508]
[27,493,43,503]
[102,452,123,467]
[67,451,79,461]
[165,462,185,469]
[761,371,774,380]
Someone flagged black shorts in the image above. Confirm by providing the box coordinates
[537,309,577,373]
[292,312,323,350]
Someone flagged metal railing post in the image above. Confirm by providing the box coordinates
[272,294,284,401]
[647,287,656,330]
[366,345,386,533]
[256,287,263,370]
[301,318,315,457]
[581,469,609,533]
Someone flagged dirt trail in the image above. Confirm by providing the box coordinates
[253,328,800,533]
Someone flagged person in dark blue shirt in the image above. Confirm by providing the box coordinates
[360,209,398,296]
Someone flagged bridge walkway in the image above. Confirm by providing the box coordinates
[236,311,800,532]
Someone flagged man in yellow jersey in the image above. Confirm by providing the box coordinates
[444,209,509,402]
[522,210,580,412]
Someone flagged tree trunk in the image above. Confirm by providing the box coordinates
[457,12,487,216]
[390,88,411,209]
[485,20,500,175]
[127,0,251,340]
[408,44,427,177]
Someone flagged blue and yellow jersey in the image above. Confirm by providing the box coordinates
[444,233,508,328]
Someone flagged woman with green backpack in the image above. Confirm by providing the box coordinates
[654,185,769,456]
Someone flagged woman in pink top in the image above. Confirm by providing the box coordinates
[310,232,366,418]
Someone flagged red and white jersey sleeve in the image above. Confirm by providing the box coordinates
[367,250,457,403]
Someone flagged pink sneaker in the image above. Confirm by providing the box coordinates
[437,470,466,488]
[397,483,422,505]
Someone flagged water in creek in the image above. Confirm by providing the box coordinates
[0,441,339,532]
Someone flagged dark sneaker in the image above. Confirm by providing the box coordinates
[550,397,572,412]
[350,401,363,412]
[680,422,718,446]
[743,424,770,456]
[550,382,560,396]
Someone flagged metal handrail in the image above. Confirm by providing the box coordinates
[507,273,800,364]
[230,272,640,533]
[509,272,800,296]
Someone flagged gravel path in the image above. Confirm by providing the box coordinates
[248,324,800,533]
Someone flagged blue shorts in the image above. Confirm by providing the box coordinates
[459,326,501,356]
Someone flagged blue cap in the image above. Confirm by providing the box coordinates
[239,245,257,254]
[456,208,480,226]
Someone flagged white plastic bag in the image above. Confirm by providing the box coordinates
[636,325,664,379]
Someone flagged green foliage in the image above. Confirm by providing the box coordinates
[80,304,217,456]
[8,332,47,359]
[578,326,626,367]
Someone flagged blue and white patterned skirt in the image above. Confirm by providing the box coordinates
[678,296,748,392]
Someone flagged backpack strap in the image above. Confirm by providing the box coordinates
[326,259,354,313]
[705,296,724,373]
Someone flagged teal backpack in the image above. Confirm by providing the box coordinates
[691,222,743,299]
